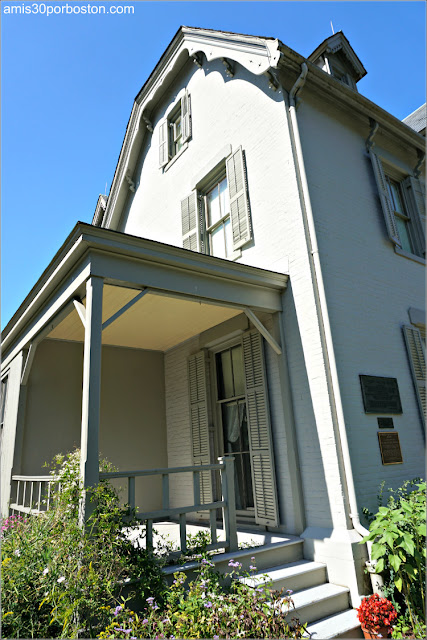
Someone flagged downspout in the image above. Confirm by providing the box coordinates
[287,64,372,550]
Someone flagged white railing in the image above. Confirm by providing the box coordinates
[10,475,59,515]
[99,456,238,553]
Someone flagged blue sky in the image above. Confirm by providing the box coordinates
[1,1,426,328]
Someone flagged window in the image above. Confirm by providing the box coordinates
[205,175,234,259]
[159,90,191,167]
[0,377,7,430]
[180,147,252,256]
[369,150,426,259]
[385,176,413,253]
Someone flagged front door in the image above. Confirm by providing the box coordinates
[215,344,255,520]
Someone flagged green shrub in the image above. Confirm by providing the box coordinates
[362,479,426,636]
[1,450,165,639]
[99,556,307,639]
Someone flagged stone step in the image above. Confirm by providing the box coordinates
[303,608,362,639]
[240,559,327,593]
[286,583,351,625]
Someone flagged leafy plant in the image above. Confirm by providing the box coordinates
[1,449,165,639]
[99,555,307,639]
[362,480,426,634]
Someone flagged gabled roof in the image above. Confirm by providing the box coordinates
[307,31,367,81]
[402,104,426,135]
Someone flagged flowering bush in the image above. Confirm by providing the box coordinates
[357,594,398,633]
[99,556,307,639]
[1,449,165,639]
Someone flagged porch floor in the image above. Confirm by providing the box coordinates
[126,520,298,553]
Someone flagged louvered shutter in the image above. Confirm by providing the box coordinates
[226,147,252,250]
[242,331,279,527]
[369,150,401,247]
[181,191,200,251]
[403,325,426,426]
[181,90,191,143]
[403,177,426,257]
[188,351,213,505]
[159,120,169,168]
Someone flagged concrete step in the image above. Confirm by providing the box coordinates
[240,559,327,593]
[163,535,304,583]
[286,583,351,625]
[304,608,362,639]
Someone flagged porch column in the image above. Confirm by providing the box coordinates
[79,276,104,525]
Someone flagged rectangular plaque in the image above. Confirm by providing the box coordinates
[360,375,402,414]
[378,417,394,429]
[378,431,403,465]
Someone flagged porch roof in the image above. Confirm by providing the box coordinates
[1,223,288,366]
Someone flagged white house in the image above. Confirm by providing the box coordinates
[1,27,425,637]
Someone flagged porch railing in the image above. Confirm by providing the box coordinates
[99,456,238,553]
[10,475,60,515]
[9,457,238,552]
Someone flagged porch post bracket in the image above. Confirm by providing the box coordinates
[73,298,87,328]
[243,308,282,355]
[21,343,38,385]
[101,288,149,332]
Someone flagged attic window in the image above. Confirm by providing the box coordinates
[159,89,191,168]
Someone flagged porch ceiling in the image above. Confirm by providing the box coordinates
[47,284,241,351]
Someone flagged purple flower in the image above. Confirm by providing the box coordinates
[249,565,256,571]
[213,636,220,640]
[286,589,293,595]
[146,596,155,604]
[142,619,149,624]
[251,556,255,561]
[114,628,125,633]
[162,619,168,624]
[114,605,123,616]
[204,601,213,608]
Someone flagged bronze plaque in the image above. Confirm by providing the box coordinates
[360,375,402,414]
[378,417,394,429]
[378,431,403,465]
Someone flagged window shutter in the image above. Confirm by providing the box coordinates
[403,325,426,426]
[369,150,401,247]
[188,351,213,505]
[242,331,279,527]
[159,120,169,168]
[181,191,200,251]
[403,177,426,257]
[181,90,192,143]
[226,147,252,251]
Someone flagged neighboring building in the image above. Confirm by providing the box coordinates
[1,27,425,634]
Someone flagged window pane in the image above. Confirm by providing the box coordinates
[389,181,405,215]
[217,350,234,399]
[395,216,413,253]
[210,224,226,258]
[207,186,221,226]
[224,217,233,257]
[231,345,245,396]
[219,177,229,216]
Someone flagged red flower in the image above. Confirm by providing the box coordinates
[357,594,397,631]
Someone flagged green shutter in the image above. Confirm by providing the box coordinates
[403,325,426,427]
[159,120,169,168]
[369,150,401,246]
[403,176,426,257]
[226,147,252,251]
[188,351,213,505]
[181,191,200,251]
[181,90,192,142]
[242,331,279,527]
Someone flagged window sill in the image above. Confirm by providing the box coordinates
[394,246,426,265]
[163,142,189,172]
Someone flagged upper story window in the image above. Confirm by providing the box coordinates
[159,90,191,168]
[1,376,8,449]
[180,147,252,257]
[369,150,426,261]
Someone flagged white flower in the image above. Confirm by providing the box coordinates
[14,549,21,557]
[124,577,131,583]
[57,576,66,583]
[43,567,49,575]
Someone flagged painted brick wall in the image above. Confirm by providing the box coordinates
[297,95,425,518]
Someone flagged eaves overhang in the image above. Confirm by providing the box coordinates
[1,223,288,360]
[277,42,425,152]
